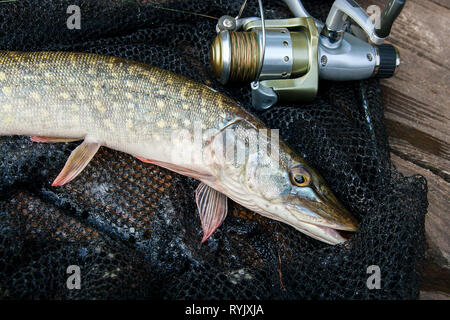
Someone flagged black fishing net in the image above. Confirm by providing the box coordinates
[0,0,428,299]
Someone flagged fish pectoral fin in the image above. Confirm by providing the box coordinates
[52,140,101,186]
[195,182,228,243]
[31,136,82,143]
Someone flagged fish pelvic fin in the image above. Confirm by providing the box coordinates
[31,136,82,143]
[52,140,101,186]
[195,182,228,243]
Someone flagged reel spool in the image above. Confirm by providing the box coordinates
[210,28,310,84]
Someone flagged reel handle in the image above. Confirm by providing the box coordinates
[323,0,406,46]
[375,0,405,38]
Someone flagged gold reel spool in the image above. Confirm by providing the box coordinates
[210,28,311,85]
[210,31,260,84]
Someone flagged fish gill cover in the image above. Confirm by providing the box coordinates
[0,0,427,299]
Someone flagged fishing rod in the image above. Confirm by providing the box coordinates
[209,0,404,110]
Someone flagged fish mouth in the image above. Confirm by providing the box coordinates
[285,195,359,245]
[293,220,353,245]
[287,201,358,231]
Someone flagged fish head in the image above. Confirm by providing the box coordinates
[206,120,358,245]
[229,140,359,245]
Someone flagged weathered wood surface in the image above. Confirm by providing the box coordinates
[359,0,450,299]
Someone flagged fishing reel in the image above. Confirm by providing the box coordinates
[209,0,404,110]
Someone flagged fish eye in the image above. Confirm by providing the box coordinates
[293,174,305,184]
[290,166,311,187]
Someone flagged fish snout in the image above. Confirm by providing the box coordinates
[321,199,359,232]
[313,187,359,232]
[286,186,359,235]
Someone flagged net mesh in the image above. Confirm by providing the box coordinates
[0,0,427,299]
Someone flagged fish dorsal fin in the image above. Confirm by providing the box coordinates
[52,140,101,186]
[195,182,228,243]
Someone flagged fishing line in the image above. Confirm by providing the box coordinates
[122,0,219,20]
[237,0,266,83]
[148,4,219,20]
[255,0,266,82]
[236,0,248,19]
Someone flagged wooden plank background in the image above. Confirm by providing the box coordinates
[358,0,449,299]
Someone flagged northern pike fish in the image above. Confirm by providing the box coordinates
[0,51,358,245]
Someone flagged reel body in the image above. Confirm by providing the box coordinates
[209,0,403,110]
